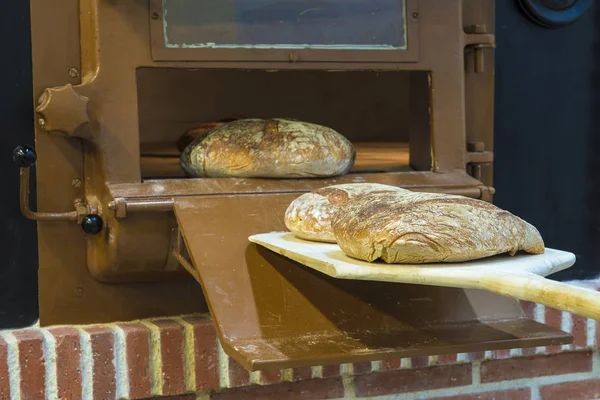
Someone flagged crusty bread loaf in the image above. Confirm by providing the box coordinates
[331,191,544,263]
[180,118,355,178]
[177,122,225,153]
[284,183,410,243]
[177,117,244,152]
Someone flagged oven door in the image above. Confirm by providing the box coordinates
[171,194,570,371]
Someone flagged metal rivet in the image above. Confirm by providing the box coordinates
[38,117,46,128]
[72,178,82,188]
[68,67,80,78]
[412,12,419,18]
[74,287,84,298]
[151,12,160,20]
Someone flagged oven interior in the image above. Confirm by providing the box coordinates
[137,68,431,180]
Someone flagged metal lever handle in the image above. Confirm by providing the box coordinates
[12,145,103,234]
[13,145,77,222]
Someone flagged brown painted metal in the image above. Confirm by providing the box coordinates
[174,194,571,371]
[35,84,90,136]
[21,0,517,325]
[464,0,497,190]
[19,167,78,222]
[109,171,487,200]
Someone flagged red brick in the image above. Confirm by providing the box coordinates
[85,326,116,400]
[381,359,401,370]
[292,367,312,381]
[321,365,339,378]
[119,323,152,399]
[228,357,250,387]
[521,347,537,356]
[13,329,45,400]
[49,327,82,400]
[211,377,344,400]
[428,388,531,400]
[437,354,458,365]
[544,306,562,329]
[572,314,588,349]
[153,320,186,395]
[352,362,371,375]
[0,337,9,400]
[540,379,600,400]
[519,300,536,319]
[260,368,281,385]
[480,351,592,383]
[354,364,472,397]
[411,356,429,368]
[545,307,563,353]
[492,349,511,359]
[184,316,219,392]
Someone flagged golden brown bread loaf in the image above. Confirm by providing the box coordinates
[180,118,355,178]
[284,183,410,243]
[177,122,225,153]
[331,191,545,263]
[177,117,244,152]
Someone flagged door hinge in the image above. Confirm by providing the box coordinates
[465,25,496,74]
[466,141,493,182]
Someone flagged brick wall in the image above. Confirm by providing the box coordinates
[0,300,599,400]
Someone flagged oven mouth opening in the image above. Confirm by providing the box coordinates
[137,68,432,182]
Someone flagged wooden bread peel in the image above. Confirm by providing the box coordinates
[249,232,600,320]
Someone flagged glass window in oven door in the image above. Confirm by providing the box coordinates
[162,0,407,50]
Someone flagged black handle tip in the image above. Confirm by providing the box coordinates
[81,214,104,235]
[13,145,37,168]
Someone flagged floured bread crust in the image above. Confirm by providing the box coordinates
[284,183,410,243]
[180,118,355,178]
[331,191,545,263]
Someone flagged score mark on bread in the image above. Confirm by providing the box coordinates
[330,191,545,264]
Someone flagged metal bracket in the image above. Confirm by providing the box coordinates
[466,141,494,182]
[464,25,496,74]
[107,197,175,219]
[172,227,198,281]
[479,185,496,203]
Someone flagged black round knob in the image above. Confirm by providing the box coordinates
[13,145,37,168]
[518,0,592,28]
[81,214,104,235]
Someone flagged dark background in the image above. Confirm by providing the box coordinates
[0,1,597,328]
[493,1,598,282]
[1,0,38,329]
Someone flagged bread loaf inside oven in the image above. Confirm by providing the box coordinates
[180,118,355,178]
